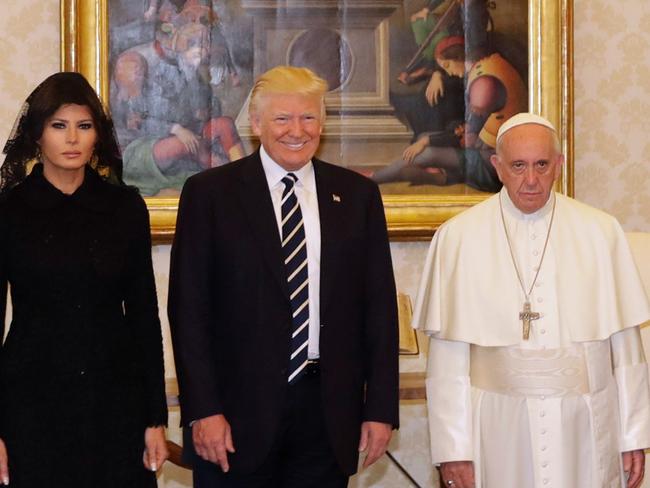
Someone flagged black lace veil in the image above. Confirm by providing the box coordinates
[1,72,125,194]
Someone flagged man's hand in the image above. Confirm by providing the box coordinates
[171,124,200,155]
[440,461,475,488]
[193,414,236,472]
[426,71,444,106]
[0,438,8,485]
[143,426,169,472]
[358,421,392,468]
[403,137,429,164]
[623,449,645,488]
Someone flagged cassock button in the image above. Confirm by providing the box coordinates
[537,297,543,303]
[540,329,546,335]
[541,428,547,434]
[533,250,539,256]
[542,462,548,467]
[535,282,542,287]
[543,479,549,484]
[541,445,547,451]
[540,411,546,417]
[531,234,537,240]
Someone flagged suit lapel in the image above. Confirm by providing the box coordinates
[236,152,290,300]
[314,160,339,315]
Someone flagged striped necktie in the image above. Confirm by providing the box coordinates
[281,173,310,384]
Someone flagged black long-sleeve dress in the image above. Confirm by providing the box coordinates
[0,164,167,487]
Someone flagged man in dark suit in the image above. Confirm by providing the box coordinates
[168,65,399,487]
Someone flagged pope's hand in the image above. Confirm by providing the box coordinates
[440,460,475,488]
[623,449,645,488]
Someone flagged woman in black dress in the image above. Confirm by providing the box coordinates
[0,72,168,487]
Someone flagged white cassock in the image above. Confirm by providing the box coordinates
[413,188,650,488]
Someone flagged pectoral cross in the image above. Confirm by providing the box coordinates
[519,301,540,340]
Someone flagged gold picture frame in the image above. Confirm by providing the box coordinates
[61,0,573,243]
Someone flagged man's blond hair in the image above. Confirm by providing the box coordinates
[248,66,328,118]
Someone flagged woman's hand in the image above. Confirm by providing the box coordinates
[426,71,444,106]
[143,426,169,472]
[0,438,9,485]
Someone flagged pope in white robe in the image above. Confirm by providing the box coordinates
[412,113,650,488]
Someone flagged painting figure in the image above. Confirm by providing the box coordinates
[394,0,466,137]
[374,0,527,192]
[110,1,244,196]
[147,0,241,87]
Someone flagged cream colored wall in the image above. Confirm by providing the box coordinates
[573,0,650,230]
[1,0,650,487]
[0,1,60,146]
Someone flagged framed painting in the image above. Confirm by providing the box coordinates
[61,0,573,243]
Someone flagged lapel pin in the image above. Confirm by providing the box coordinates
[332,194,341,203]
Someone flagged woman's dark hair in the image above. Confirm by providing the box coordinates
[1,72,124,193]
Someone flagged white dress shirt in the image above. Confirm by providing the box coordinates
[260,145,321,359]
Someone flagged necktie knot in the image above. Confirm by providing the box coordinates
[281,173,298,193]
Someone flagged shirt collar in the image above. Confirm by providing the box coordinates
[259,145,315,193]
[499,186,555,222]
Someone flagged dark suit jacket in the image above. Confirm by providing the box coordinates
[0,165,167,485]
[168,151,399,475]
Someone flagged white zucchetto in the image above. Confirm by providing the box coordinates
[496,112,556,145]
